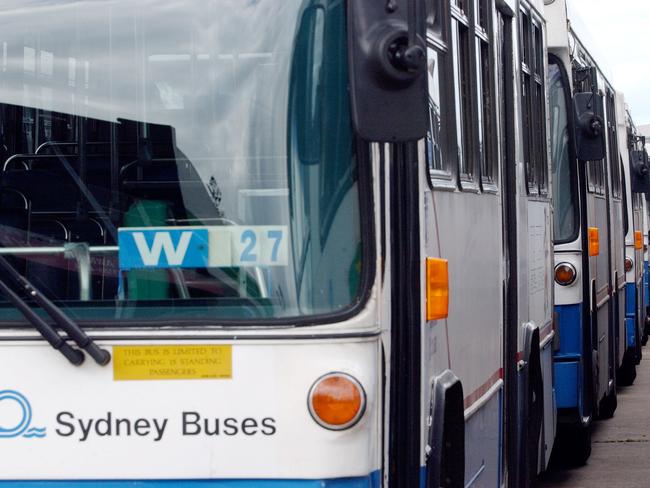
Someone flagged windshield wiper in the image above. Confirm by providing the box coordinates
[0,254,111,366]
[0,276,84,365]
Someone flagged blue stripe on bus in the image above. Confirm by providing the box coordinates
[0,474,381,488]
[553,304,582,357]
[626,317,636,349]
[626,282,636,317]
[554,361,579,409]
[643,261,650,307]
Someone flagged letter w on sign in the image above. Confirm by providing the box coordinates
[118,228,210,270]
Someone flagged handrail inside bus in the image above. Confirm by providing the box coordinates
[0,245,267,300]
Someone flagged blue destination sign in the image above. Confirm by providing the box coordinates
[118,228,209,270]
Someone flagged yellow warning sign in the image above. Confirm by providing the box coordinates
[113,345,232,381]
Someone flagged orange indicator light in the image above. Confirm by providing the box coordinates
[635,231,643,250]
[426,257,449,321]
[588,227,600,257]
[554,263,577,286]
[309,373,365,430]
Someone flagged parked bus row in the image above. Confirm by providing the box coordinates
[0,0,648,487]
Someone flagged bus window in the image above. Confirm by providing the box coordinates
[454,13,474,184]
[426,1,454,185]
[521,10,547,196]
[607,91,621,199]
[449,0,497,191]
[427,47,448,179]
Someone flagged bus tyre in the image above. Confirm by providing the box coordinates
[568,425,592,466]
[618,355,637,387]
[598,388,617,419]
[553,423,592,467]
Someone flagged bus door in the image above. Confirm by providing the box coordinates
[604,90,626,387]
[598,86,620,419]
[633,192,644,352]
[515,4,555,482]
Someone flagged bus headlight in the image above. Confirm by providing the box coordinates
[308,373,366,430]
[555,263,577,286]
[625,257,634,273]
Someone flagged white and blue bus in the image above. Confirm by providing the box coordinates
[0,0,383,486]
[546,0,626,464]
[619,106,648,371]
[425,0,556,485]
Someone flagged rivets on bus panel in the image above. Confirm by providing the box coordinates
[625,257,634,273]
[554,263,577,286]
[308,373,366,431]
[426,258,449,321]
[588,227,600,257]
[635,231,643,250]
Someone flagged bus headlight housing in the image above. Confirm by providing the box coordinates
[308,373,366,430]
[625,257,634,273]
[555,263,577,286]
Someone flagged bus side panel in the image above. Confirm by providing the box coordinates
[429,190,503,488]
[540,340,556,466]
[464,391,502,487]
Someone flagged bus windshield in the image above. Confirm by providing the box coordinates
[549,60,578,243]
[0,0,364,324]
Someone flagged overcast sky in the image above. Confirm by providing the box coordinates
[569,0,650,125]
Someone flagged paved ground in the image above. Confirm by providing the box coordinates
[538,347,650,487]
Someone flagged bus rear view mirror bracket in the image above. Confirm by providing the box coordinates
[574,91,605,162]
[347,0,428,142]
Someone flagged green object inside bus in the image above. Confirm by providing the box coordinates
[123,200,172,300]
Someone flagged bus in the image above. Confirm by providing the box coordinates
[0,0,384,486]
[546,0,629,464]
[0,0,563,487]
[620,108,648,371]
[425,0,555,485]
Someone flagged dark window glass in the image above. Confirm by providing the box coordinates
[457,22,474,179]
[549,62,577,242]
[521,9,547,195]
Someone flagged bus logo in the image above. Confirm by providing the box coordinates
[0,390,46,439]
[118,228,209,270]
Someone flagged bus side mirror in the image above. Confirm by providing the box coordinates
[347,0,428,142]
[631,149,650,194]
[574,92,605,161]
